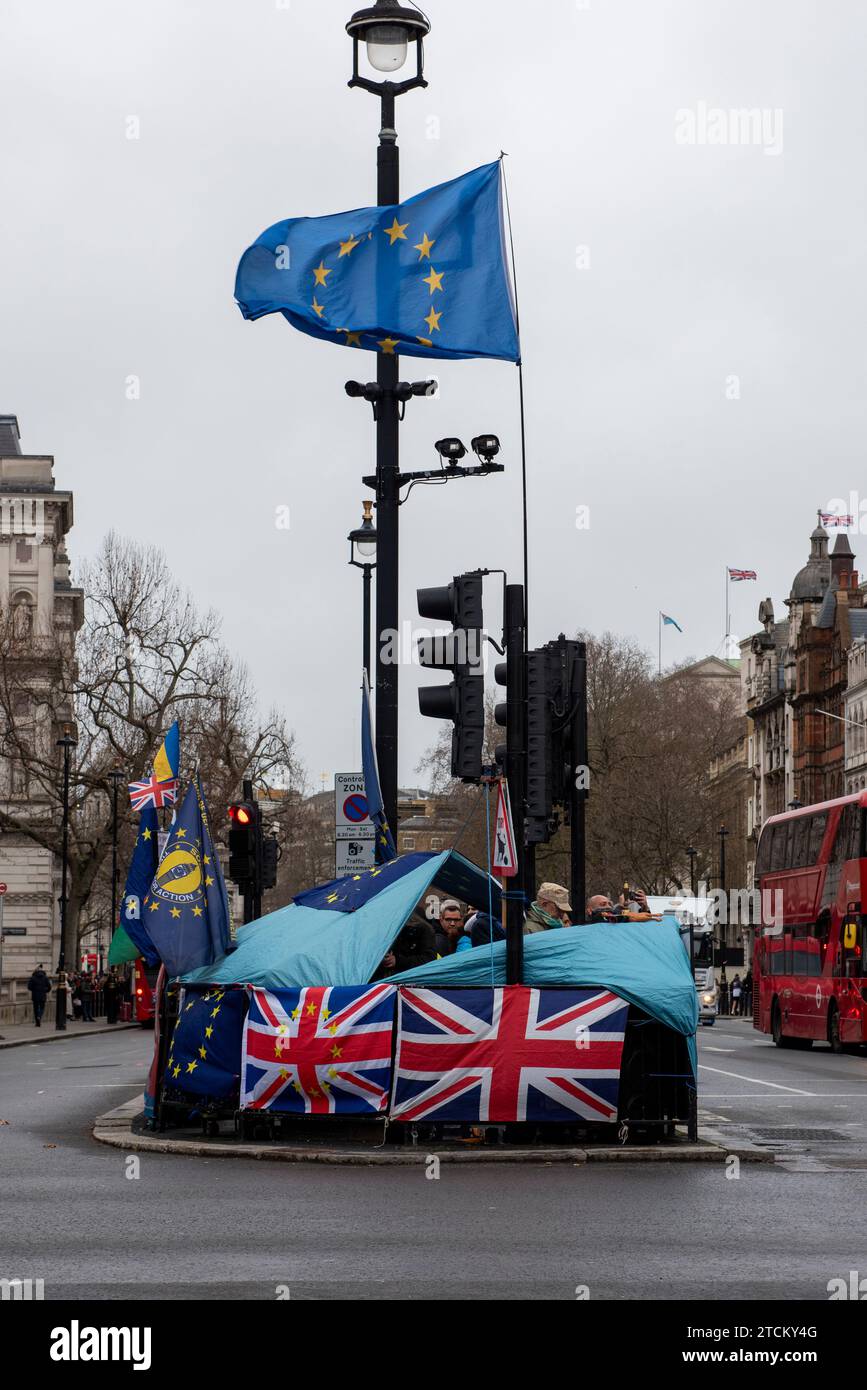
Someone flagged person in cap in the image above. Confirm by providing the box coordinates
[524,882,572,933]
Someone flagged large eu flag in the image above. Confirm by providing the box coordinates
[142,777,231,978]
[108,807,161,967]
[235,161,519,363]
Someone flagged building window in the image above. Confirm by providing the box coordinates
[10,761,28,796]
[15,541,32,565]
[430,837,443,852]
[401,834,416,852]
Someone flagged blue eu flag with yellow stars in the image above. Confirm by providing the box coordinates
[235,161,519,363]
[294,852,433,914]
[164,987,245,1100]
[361,671,396,865]
[108,806,161,967]
[142,777,231,978]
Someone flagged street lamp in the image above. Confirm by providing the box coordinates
[346,1,430,86]
[348,500,378,682]
[686,845,698,898]
[344,0,432,844]
[55,726,77,1032]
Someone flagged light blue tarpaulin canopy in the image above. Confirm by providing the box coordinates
[181,851,500,990]
[388,914,699,1076]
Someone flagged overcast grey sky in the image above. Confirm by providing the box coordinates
[2,0,866,789]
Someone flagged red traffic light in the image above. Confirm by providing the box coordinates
[229,803,253,826]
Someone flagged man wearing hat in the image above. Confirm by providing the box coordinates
[524,883,572,933]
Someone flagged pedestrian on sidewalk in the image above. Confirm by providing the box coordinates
[104,970,119,1025]
[731,973,743,1017]
[70,973,83,1021]
[26,965,52,1027]
[742,968,753,1017]
[79,973,95,1023]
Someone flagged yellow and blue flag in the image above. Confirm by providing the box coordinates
[235,161,519,363]
[153,719,180,785]
[142,777,231,978]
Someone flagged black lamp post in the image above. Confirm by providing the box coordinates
[345,0,431,841]
[686,845,698,898]
[109,765,124,951]
[348,500,378,682]
[55,727,77,1031]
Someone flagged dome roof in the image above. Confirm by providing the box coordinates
[787,522,831,604]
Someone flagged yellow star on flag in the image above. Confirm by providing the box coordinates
[198,1046,207,1060]
[192,905,203,918]
[331,1044,343,1059]
[142,828,151,841]
[312,297,325,319]
[312,261,332,287]
[205,876,214,887]
[424,307,442,334]
[148,901,159,913]
[378,338,399,354]
[414,233,435,261]
[339,234,360,258]
[423,267,444,295]
[186,1060,198,1073]
[176,828,187,838]
[417,337,433,347]
[172,1065,181,1079]
[344,331,362,347]
[204,1025,213,1039]
[384,217,409,245]
[306,1001,317,1016]
[170,907,181,919]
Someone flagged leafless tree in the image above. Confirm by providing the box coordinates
[0,533,303,963]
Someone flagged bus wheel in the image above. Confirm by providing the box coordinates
[828,1005,844,1054]
[772,1002,793,1048]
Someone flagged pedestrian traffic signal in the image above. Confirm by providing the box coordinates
[417,572,485,782]
[228,801,258,886]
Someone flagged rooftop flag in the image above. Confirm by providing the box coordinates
[728,568,757,581]
[235,161,519,364]
[661,613,682,632]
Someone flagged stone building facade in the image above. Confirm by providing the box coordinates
[845,638,867,792]
[0,417,83,1019]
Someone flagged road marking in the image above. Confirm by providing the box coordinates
[700,1092,866,1099]
[703,1046,735,1053]
[697,1063,815,1094]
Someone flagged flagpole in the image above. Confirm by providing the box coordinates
[658,611,662,676]
[725,566,730,656]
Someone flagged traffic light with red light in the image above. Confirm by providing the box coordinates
[228,801,258,887]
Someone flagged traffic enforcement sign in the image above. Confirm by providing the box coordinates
[492,779,517,878]
[335,774,375,843]
[336,837,376,876]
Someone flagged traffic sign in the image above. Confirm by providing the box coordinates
[336,837,376,876]
[492,779,517,878]
[0,883,7,895]
[335,774,375,842]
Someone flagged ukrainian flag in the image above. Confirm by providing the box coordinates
[153,720,180,785]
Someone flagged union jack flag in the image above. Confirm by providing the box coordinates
[819,512,854,528]
[728,568,757,582]
[391,986,629,1124]
[128,775,179,811]
[242,984,395,1115]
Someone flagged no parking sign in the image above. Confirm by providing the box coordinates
[334,774,375,875]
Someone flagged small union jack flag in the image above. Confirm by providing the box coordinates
[819,512,854,528]
[728,568,757,582]
[391,986,629,1124]
[242,984,395,1114]
[128,775,179,811]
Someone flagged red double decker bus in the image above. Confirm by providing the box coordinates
[753,790,867,1051]
[131,958,159,1026]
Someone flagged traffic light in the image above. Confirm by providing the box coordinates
[525,637,581,845]
[261,836,280,892]
[228,801,258,887]
[417,572,485,783]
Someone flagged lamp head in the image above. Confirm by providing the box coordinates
[346,0,430,75]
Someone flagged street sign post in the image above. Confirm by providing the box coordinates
[0,885,6,1003]
[334,774,375,875]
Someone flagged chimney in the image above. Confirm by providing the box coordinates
[831,530,856,583]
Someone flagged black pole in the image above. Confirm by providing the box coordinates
[55,733,74,1031]
[375,87,400,843]
[570,643,588,925]
[687,846,697,898]
[363,563,372,683]
[110,769,121,946]
[503,584,526,984]
[719,824,728,894]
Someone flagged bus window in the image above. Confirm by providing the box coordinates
[793,923,821,977]
[832,805,859,865]
[791,816,810,870]
[755,826,772,878]
[770,821,793,871]
[807,813,827,862]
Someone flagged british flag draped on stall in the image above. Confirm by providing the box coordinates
[169,849,698,1127]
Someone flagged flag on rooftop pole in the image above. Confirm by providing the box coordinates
[361,671,397,864]
[108,806,162,967]
[658,612,682,675]
[235,161,519,364]
[140,776,231,978]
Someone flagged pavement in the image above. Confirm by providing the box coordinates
[2,1019,867,1298]
[0,1018,140,1049]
